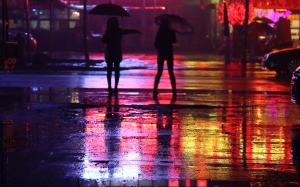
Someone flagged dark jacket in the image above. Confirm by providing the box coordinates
[102,28,139,62]
[154,27,176,53]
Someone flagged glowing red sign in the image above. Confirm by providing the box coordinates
[218,1,255,26]
[252,0,300,9]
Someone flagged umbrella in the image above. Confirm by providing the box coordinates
[253,16,274,24]
[249,22,275,35]
[88,3,130,17]
[155,14,193,35]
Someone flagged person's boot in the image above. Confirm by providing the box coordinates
[153,77,159,98]
[108,86,113,96]
[114,86,118,95]
[172,88,176,100]
[171,77,176,99]
[153,87,158,99]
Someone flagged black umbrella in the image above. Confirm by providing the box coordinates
[249,22,275,35]
[253,16,274,24]
[155,14,193,35]
[88,3,130,17]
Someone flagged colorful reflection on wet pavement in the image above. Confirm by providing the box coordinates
[1,89,299,186]
[0,53,300,186]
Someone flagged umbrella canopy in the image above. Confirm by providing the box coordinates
[249,22,275,35]
[88,3,130,17]
[155,14,193,35]
[253,16,274,24]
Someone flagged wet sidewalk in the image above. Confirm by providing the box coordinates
[1,52,299,187]
[1,86,299,187]
[23,52,250,71]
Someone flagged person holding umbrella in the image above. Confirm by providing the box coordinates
[153,17,177,99]
[101,17,141,95]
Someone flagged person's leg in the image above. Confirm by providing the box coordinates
[153,53,164,97]
[166,54,176,98]
[106,61,113,94]
[114,61,121,93]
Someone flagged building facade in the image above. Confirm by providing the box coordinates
[1,0,299,54]
[1,0,212,53]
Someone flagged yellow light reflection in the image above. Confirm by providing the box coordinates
[71,91,79,103]
[181,122,230,179]
[257,108,261,118]
[270,127,286,161]
[252,128,267,163]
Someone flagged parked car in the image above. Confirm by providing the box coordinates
[291,66,300,104]
[0,30,37,52]
[31,29,102,52]
[8,30,37,52]
[261,47,300,76]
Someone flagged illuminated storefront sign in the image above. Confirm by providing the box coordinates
[0,0,74,9]
[252,0,300,9]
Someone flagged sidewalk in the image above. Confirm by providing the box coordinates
[18,52,261,72]
[0,52,298,187]
[29,52,222,67]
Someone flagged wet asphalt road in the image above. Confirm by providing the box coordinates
[0,53,300,187]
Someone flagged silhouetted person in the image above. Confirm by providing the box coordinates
[153,18,177,99]
[101,17,141,95]
[13,33,25,69]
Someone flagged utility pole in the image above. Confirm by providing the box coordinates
[3,0,8,40]
[83,0,90,68]
[241,0,249,77]
[24,0,31,60]
[141,0,145,47]
[1,1,7,182]
[2,0,6,42]
[49,2,54,56]
[1,0,8,69]
[223,2,231,65]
